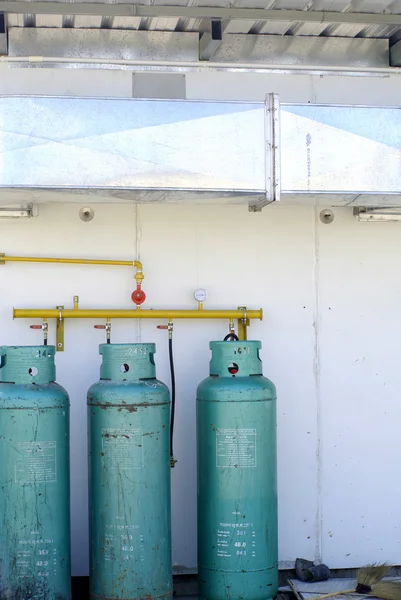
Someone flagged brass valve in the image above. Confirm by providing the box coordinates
[30,321,48,345]
[94,320,112,343]
[157,322,173,339]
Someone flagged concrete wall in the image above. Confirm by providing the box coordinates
[1,65,401,574]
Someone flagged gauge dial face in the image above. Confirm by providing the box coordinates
[194,289,207,302]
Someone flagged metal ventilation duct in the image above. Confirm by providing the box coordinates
[1,95,401,209]
[280,103,401,207]
[0,96,268,206]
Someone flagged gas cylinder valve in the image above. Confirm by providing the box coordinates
[157,321,174,339]
[94,320,112,344]
[30,320,48,345]
[131,284,146,306]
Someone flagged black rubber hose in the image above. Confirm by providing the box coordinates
[169,336,176,459]
[223,333,239,341]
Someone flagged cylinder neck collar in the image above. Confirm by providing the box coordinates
[209,341,263,377]
[99,343,156,381]
[0,346,56,384]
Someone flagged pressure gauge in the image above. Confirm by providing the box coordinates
[194,288,207,303]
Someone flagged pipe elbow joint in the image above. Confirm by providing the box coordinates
[133,261,144,283]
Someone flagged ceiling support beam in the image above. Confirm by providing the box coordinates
[0,13,7,56]
[1,2,401,26]
[200,20,222,61]
[390,39,401,66]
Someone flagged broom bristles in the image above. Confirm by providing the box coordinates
[305,563,391,600]
[358,564,391,586]
[369,582,401,600]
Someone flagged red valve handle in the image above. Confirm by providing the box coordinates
[94,325,106,329]
[30,325,43,329]
[131,284,146,306]
[157,325,169,330]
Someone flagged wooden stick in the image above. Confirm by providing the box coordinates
[307,590,356,600]
[287,578,304,600]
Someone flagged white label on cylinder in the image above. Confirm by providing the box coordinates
[103,523,143,562]
[216,429,256,468]
[14,441,57,484]
[102,429,143,470]
[217,521,255,558]
[17,537,57,579]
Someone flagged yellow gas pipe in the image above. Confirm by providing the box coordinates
[0,254,142,269]
[0,254,144,284]
[14,307,260,349]
[5,254,261,348]
[14,309,262,320]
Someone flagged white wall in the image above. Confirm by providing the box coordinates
[1,65,401,574]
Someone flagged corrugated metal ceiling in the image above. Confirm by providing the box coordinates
[5,1,401,39]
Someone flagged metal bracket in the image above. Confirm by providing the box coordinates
[249,93,280,212]
[199,20,222,61]
[237,306,250,341]
[0,253,4,265]
[56,305,64,352]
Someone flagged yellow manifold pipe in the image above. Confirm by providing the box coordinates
[13,309,263,321]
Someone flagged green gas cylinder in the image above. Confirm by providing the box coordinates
[87,343,172,600]
[197,341,277,600]
[0,346,71,600]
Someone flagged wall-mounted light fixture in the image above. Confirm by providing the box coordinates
[354,207,401,222]
[0,205,37,219]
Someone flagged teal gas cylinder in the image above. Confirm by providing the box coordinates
[87,343,172,600]
[197,341,277,600]
[0,346,71,600]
